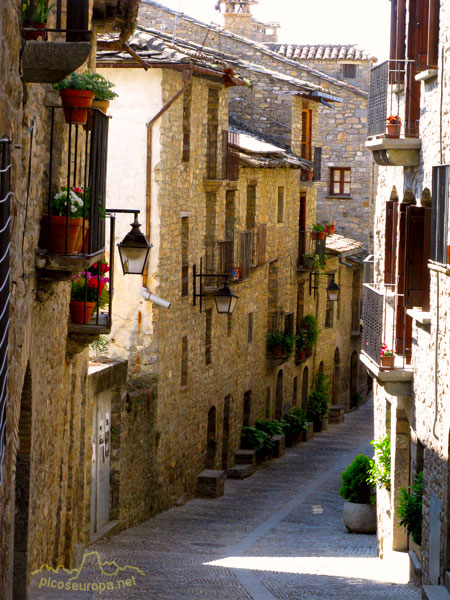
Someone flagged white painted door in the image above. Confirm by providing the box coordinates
[90,390,111,536]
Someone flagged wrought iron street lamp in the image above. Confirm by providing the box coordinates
[106,209,152,275]
[193,258,239,314]
[326,275,341,302]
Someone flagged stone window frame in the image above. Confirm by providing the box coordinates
[342,63,357,79]
[329,167,351,197]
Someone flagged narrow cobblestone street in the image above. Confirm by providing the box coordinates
[30,399,420,600]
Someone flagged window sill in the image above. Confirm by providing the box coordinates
[415,69,438,82]
[406,308,431,325]
[325,195,353,200]
[428,260,450,275]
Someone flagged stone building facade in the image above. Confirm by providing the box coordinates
[360,0,450,596]
[138,0,376,250]
[98,28,364,515]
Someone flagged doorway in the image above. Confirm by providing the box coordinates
[90,390,112,537]
[206,406,217,469]
[332,348,341,405]
[222,395,231,470]
[275,370,284,419]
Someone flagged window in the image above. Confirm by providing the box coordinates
[430,166,449,265]
[293,376,298,404]
[248,312,254,343]
[301,108,312,160]
[205,309,212,365]
[384,200,398,285]
[181,216,189,297]
[277,186,284,223]
[246,184,256,229]
[243,391,252,427]
[329,168,351,196]
[265,387,271,418]
[182,83,192,162]
[239,231,251,280]
[342,64,357,78]
[181,336,188,386]
[405,205,431,310]
[325,297,334,328]
[206,88,219,179]
[284,312,294,335]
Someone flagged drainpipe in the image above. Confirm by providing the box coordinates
[142,67,193,289]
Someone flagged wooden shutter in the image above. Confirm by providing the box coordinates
[405,206,431,310]
[431,165,449,263]
[389,0,406,83]
[427,0,440,68]
[301,108,312,161]
[384,201,398,285]
[313,147,322,181]
[416,0,430,72]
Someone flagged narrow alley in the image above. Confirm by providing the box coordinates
[29,399,419,599]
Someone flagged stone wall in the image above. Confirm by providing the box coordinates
[138,0,375,250]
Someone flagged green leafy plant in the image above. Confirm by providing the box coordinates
[53,72,97,92]
[339,454,375,504]
[367,436,391,491]
[88,73,119,101]
[306,372,331,424]
[312,223,325,233]
[23,0,54,23]
[255,419,285,437]
[71,273,109,309]
[398,472,423,545]
[51,186,90,219]
[281,408,309,436]
[300,314,320,349]
[90,335,110,357]
[266,331,296,356]
[241,427,272,452]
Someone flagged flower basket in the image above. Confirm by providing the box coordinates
[70,300,95,324]
[381,355,395,368]
[47,216,83,254]
[59,89,94,125]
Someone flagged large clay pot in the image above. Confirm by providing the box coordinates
[59,89,94,125]
[70,300,95,325]
[343,501,377,534]
[45,216,82,254]
[381,355,395,369]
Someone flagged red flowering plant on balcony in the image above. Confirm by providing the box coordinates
[71,271,109,309]
[380,343,393,357]
[386,115,402,125]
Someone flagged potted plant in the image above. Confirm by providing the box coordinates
[339,454,376,534]
[45,186,88,254]
[295,330,307,363]
[300,314,320,355]
[380,343,394,368]
[266,331,295,358]
[281,408,309,447]
[255,419,286,458]
[312,223,326,240]
[22,0,54,40]
[54,73,96,125]
[70,271,109,324]
[240,426,274,464]
[398,471,423,547]
[386,115,401,138]
[303,253,321,270]
[306,372,330,432]
[325,223,336,235]
[86,73,118,129]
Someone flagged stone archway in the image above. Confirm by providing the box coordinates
[13,364,32,600]
[332,348,341,405]
[275,370,284,420]
[206,406,217,469]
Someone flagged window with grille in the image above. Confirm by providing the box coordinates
[329,167,351,197]
[301,108,312,161]
[205,309,212,366]
[342,64,357,78]
[277,186,284,223]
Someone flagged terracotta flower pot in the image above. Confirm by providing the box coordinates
[78,221,89,253]
[23,21,46,41]
[381,355,395,368]
[296,349,306,363]
[386,123,400,138]
[270,345,284,357]
[86,100,110,131]
[70,300,95,325]
[59,89,94,125]
[46,216,83,254]
[311,232,317,240]
[327,225,335,235]
[317,231,326,240]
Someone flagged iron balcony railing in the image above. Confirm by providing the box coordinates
[0,138,11,485]
[40,106,109,259]
[361,283,407,368]
[204,239,234,286]
[368,59,418,138]
[297,230,326,270]
[22,0,91,42]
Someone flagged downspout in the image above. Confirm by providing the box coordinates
[143,67,193,289]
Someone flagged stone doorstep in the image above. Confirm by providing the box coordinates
[196,469,225,499]
[305,422,314,441]
[234,449,256,466]
[271,434,285,458]
[422,585,450,600]
[227,463,256,479]
[409,549,422,587]
[89,520,120,545]
[328,405,345,424]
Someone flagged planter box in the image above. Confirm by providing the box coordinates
[271,434,285,458]
[234,449,256,466]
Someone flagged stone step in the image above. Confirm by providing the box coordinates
[196,469,225,499]
[234,449,256,466]
[328,405,345,424]
[227,464,256,479]
[422,585,450,600]
[271,434,285,458]
[305,422,314,441]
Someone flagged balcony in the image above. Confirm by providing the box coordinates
[21,0,92,83]
[366,60,421,167]
[297,230,326,271]
[36,107,109,278]
[360,284,413,395]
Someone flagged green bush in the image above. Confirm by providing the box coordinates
[255,419,285,437]
[266,331,296,356]
[281,410,309,436]
[306,372,330,424]
[54,72,118,100]
[241,427,273,453]
[398,472,423,545]
[299,314,320,348]
[339,454,375,504]
[367,436,391,491]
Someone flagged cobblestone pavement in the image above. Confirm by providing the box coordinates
[30,399,420,599]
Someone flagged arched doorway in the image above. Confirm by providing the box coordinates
[222,395,231,470]
[13,365,32,600]
[275,370,284,420]
[332,348,340,405]
[206,406,217,469]
[350,351,359,408]
[301,366,309,410]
